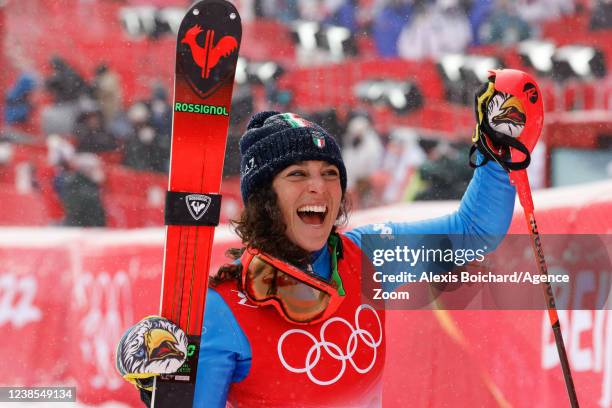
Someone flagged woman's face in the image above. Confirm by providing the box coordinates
[272,160,342,253]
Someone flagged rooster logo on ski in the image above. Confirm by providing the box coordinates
[181,25,238,79]
[178,18,240,98]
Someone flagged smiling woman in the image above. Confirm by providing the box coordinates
[192,109,515,408]
[220,111,350,267]
[118,102,519,407]
[272,161,343,252]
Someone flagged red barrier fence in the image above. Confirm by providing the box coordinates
[1,180,611,407]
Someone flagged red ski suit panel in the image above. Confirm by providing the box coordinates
[215,234,386,408]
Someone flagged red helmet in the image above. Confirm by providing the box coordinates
[471,69,544,171]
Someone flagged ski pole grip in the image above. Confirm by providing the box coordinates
[164,191,222,226]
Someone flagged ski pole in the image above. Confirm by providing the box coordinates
[474,69,579,406]
[510,169,579,408]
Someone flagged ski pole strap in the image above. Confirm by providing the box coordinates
[468,134,531,172]
[165,191,222,226]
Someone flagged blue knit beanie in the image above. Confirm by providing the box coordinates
[239,111,347,203]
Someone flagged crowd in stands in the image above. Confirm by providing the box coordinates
[1,0,609,227]
[40,57,172,165]
[2,55,174,227]
[247,0,586,58]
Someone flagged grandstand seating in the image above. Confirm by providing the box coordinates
[1,0,610,227]
[0,143,243,227]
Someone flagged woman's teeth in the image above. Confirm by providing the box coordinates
[297,205,327,225]
[297,205,327,213]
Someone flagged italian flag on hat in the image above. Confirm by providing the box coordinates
[279,113,325,148]
[312,134,325,148]
[280,112,313,128]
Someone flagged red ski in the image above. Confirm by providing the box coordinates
[151,1,241,406]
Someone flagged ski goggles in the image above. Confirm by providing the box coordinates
[240,248,345,325]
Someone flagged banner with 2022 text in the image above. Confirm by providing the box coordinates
[1,181,610,407]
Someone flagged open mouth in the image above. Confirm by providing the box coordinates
[493,107,526,127]
[149,340,184,362]
[297,205,328,225]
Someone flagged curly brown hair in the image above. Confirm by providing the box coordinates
[210,183,349,287]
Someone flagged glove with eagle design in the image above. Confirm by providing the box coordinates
[115,316,189,392]
[470,69,543,172]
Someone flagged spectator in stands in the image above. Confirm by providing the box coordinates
[477,0,531,44]
[73,99,117,153]
[41,101,80,137]
[516,0,574,26]
[57,153,107,227]
[590,0,612,30]
[123,102,169,173]
[148,83,172,142]
[92,63,123,128]
[468,0,495,45]
[413,140,472,200]
[380,128,426,203]
[372,0,413,57]
[4,72,37,127]
[254,0,287,18]
[342,115,384,206]
[226,83,255,176]
[42,56,90,136]
[323,0,358,32]
[275,0,301,22]
[45,56,90,104]
[397,0,472,60]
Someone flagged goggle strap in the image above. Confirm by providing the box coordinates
[328,234,345,296]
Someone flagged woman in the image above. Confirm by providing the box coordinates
[203,107,514,407]
[118,101,518,406]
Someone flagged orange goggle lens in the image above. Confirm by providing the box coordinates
[240,250,342,324]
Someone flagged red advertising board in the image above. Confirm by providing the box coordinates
[1,181,611,407]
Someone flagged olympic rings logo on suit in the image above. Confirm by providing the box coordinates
[277,304,382,386]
